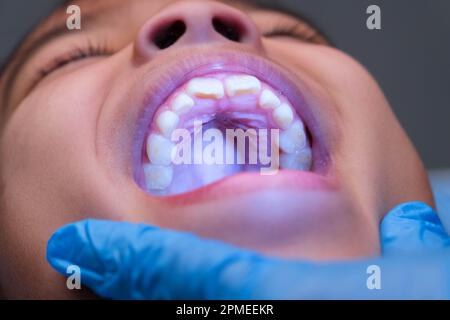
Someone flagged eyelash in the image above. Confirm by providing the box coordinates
[38,42,111,80]
[263,22,319,42]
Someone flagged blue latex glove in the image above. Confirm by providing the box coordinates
[47,201,450,299]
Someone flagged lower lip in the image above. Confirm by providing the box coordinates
[152,170,336,206]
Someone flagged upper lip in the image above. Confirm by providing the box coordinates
[127,46,331,191]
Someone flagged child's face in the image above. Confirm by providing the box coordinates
[0,0,433,298]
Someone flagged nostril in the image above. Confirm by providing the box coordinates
[212,17,242,42]
[152,20,187,49]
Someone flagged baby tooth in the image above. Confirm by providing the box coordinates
[259,89,281,109]
[279,121,307,154]
[225,75,261,97]
[279,150,312,171]
[273,103,294,129]
[157,110,179,138]
[186,78,224,99]
[146,134,175,166]
[171,93,194,115]
[143,164,173,190]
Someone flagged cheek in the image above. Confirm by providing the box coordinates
[266,41,392,159]
[1,70,112,218]
[0,71,115,298]
[266,39,387,112]
[266,39,429,214]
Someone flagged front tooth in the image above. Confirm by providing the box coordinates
[157,110,179,138]
[143,164,173,190]
[279,149,312,171]
[273,103,294,129]
[146,134,175,166]
[171,93,194,115]
[259,89,281,109]
[279,121,307,154]
[186,78,224,99]
[225,75,261,97]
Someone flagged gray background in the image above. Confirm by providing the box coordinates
[1,0,449,168]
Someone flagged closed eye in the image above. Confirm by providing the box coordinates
[263,23,328,44]
[37,43,111,81]
[253,10,329,45]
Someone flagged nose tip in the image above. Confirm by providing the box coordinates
[135,1,263,60]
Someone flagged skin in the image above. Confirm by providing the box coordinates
[0,0,434,299]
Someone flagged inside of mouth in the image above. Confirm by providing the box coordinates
[139,72,312,196]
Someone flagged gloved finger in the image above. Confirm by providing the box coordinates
[47,219,450,300]
[47,219,272,299]
[381,202,450,255]
[46,219,361,299]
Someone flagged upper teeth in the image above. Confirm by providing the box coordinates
[146,134,175,166]
[225,75,261,97]
[279,121,306,154]
[280,150,312,171]
[144,73,312,193]
[156,110,179,138]
[186,78,225,99]
[259,89,281,109]
[143,164,173,190]
[272,103,294,129]
[171,93,195,115]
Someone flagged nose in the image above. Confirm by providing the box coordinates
[134,1,263,60]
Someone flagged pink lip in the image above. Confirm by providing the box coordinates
[131,48,333,197]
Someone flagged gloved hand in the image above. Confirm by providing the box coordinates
[46,201,450,299]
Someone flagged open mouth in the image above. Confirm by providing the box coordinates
[133,52,330,198]
[141,72,313,196]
